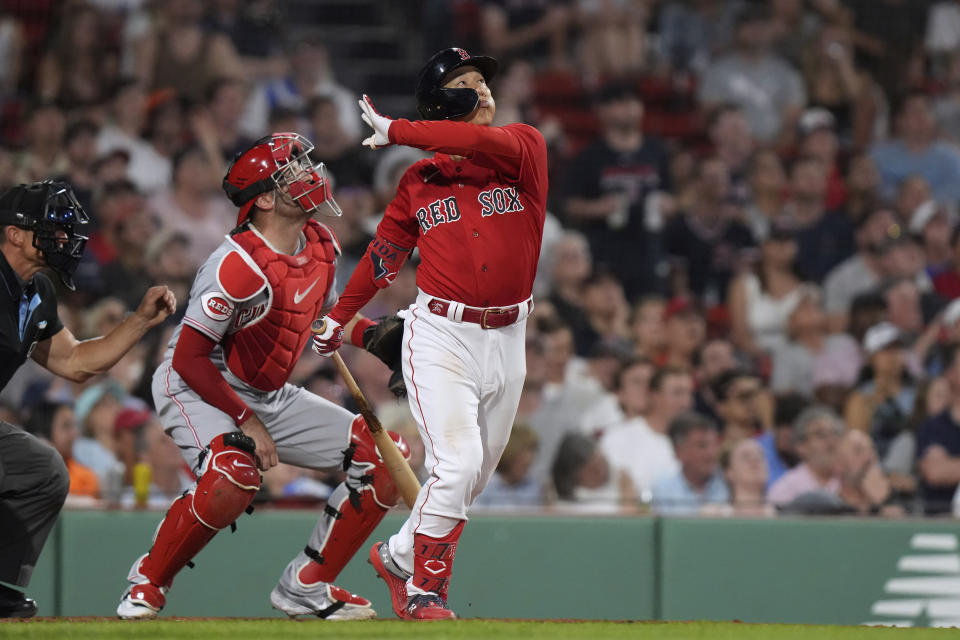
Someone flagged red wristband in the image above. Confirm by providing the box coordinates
[351,317,376,348]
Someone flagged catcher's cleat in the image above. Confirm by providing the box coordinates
[117,583,166,619]
[369,541,411,619]
[406,593,456,620]
[270,580,376,620]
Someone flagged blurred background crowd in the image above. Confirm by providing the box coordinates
[7,0,960,518]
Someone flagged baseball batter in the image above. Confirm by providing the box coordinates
[313,48,548,619]
[116,132,408,620]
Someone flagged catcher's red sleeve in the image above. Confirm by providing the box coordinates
[172,326,252,426]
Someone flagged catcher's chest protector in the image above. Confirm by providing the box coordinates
[223,220,336,390]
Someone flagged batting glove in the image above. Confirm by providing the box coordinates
[359,94,393,149]
[311,317,344,357]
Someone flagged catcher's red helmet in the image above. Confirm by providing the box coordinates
[222,132,340,227]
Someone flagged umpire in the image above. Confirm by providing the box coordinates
[0,180,175,617]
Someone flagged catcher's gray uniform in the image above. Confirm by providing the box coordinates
[151,235,353,474]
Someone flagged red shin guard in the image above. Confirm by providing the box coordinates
[412,521,465,598]
[140,434,260,588]
[297,417,409,585]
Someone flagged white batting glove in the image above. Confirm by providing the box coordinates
[311,317,344,357]
[358,94,393,150]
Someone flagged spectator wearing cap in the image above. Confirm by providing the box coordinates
[743,150,787,242]
[657,297,706,369]
[844,322,917,459]
[926,300,960,377]
[651,411,728,515]
[772,288,859,397]
[72,380,126,486]
[113,406,155,487]
[822,208,901,329]
[757,392,809,489]
[562,81,671,301]
[785,156,855,283]
[698,5,807,145]
[663,156,755,303]
[916,341,960,513]
[796,107,846,211]
[599,366,691,501]
[871,92,960,203]
[799,20,879,151]
[767,405,844,507]
[712,369,765,449]
[24,402,99,500]
[908,199,954,277]
[727,219,810,359]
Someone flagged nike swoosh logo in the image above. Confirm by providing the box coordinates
[294,278,321,304]
[233,461,254,469]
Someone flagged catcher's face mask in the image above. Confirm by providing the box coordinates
[270,133,341,218]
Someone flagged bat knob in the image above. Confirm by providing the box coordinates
[311,319,327,335]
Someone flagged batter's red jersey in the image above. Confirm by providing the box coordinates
[331,119,548,321]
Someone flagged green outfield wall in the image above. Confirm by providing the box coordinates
[20,510,960,627]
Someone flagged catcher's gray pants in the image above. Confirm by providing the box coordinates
[151,361,371,588]
[152,362,353,474]
[0,422,69,587]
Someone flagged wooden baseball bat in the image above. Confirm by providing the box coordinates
[312,320,421,508]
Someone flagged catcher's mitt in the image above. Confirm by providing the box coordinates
[363,314,407,398]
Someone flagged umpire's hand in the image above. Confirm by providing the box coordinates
[134,285,177,329]
[238,414,278,470]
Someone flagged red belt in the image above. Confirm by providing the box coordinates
[427,298,528,329]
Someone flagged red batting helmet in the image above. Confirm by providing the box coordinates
[222,132,341,227]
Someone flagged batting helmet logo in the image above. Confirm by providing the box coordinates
[415,48,499,120]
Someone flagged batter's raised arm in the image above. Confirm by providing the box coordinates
[359,95,541,181]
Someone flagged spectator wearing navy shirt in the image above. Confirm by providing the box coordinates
[916,342,960,514]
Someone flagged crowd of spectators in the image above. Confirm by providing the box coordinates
[8,0,960,518]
